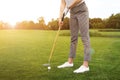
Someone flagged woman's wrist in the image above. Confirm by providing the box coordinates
[67,6,70,9]
[59,18,62,22]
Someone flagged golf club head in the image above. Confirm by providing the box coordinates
[43,63,50,67]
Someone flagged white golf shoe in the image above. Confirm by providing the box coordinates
[73,65,89,73]
[57,62,73,68]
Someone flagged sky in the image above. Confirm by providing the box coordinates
[0,0,120,26]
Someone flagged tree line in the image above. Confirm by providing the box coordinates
[0,13,120,30]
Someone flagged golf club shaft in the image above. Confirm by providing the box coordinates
[48,13,65,63]
[48,25,61,63]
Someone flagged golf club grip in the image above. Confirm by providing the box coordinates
[62,13,65,21]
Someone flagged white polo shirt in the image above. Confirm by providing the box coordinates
[65,0,84,7]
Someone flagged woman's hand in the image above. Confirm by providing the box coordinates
[58,19,64,27]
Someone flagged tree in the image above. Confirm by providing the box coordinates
[62,17,69,30]
[37,17,47,30]
[106,13,120,29]
[0,21,3,29]
[47,17,70,30]
[47,18,59,30]
[89,18,105,29]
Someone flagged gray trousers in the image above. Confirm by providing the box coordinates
[69,2,91,61]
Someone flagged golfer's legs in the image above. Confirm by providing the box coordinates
[77,12,91,61]
[69,15,79,58]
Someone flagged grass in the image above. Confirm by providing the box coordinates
[60,29,120,37]
[0,30,120,80]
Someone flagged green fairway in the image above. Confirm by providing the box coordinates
[0,30,120,80]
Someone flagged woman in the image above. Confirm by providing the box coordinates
[57,0,91,73]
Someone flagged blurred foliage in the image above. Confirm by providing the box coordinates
[0,13,120,30]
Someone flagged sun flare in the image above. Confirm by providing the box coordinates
[0,0,120,28]
[0,0,60,28]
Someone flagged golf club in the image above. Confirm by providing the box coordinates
[43,13,65,70]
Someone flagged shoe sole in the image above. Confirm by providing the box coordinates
[74,70,89,73]
[57,66,73,68]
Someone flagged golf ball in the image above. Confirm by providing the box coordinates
[48,66,51,69]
